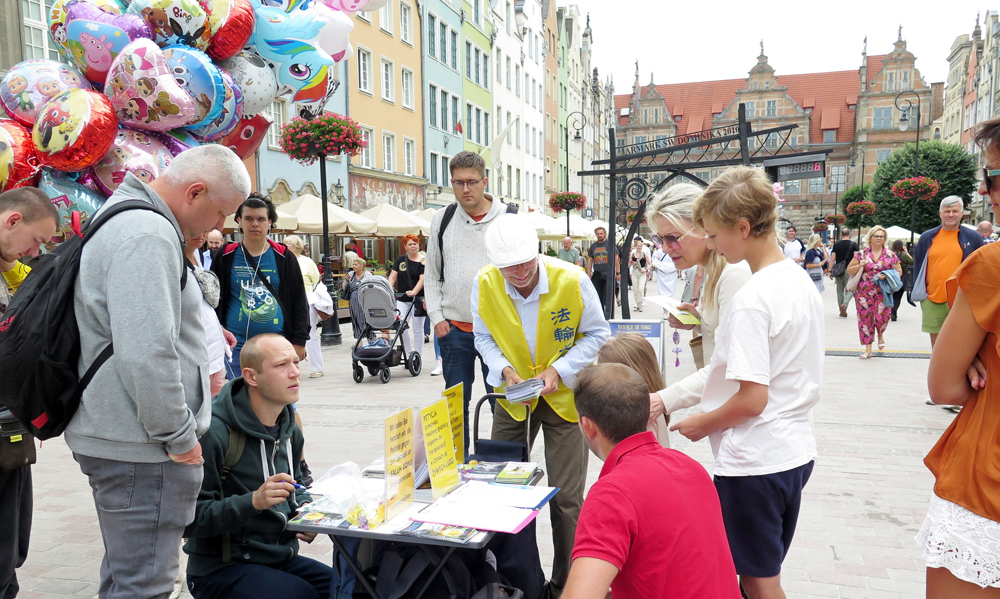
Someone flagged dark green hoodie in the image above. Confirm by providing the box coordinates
[183,378,310,577]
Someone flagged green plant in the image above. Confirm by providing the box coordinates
[279,112,366,165]
[544,248,558,257]
[891,176,941,202]
[839,184,867,213]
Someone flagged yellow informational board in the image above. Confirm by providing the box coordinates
[384,408,415,521]
[420,398,460,501]
[442,383,464,461]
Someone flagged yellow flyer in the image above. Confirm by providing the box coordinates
[420,398,460,500]
[442,383,464,461]
[384,408,415,522]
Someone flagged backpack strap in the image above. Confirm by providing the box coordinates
[220,425,246,564]
[436,202,518,282]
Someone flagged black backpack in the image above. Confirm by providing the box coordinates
[436,202,519,282]
[0,200,186,439]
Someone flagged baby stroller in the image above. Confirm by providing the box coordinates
[350,275,422,384]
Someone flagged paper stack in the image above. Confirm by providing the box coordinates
[504,379,545,404]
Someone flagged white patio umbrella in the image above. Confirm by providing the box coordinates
[411,207,439,222]
[222,209,298,233]
[884,225,913,240]
[360,203,431,236]
[278,194,376,235]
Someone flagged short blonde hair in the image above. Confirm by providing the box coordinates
[865,225,888,246]
[806,233,823,250]
[282,235,304,253]
[694,166,776,237]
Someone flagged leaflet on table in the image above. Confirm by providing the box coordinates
[504,379,545,404]
[644,294,702,325]
[410,481,559,533]
[397,521,478,542]
[458,461,507,481]
[494,462,538,485]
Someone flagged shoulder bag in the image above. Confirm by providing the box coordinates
[845,259,864,293]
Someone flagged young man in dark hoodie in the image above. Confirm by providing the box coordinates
[183,334,347,599]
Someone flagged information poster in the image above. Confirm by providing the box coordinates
[384,408,415,522]
[420,398,461,501]
[608,319,665,372]
[442,382,464,462]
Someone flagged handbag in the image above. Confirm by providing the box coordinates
[339,274,352,301]
[845,264,864,293]
[809,269,823,282]
[0,415,36,472]
[689,335,705,370]
[830,261,846,277]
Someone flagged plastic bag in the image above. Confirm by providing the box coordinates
[308,461,386,530]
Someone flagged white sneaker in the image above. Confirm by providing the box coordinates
[431,359,443,376]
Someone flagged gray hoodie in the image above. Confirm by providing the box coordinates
[67,174,211,463]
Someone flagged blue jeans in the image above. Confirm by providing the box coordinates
[436,325,493,458]
[433,335,441,360]
[188,555,350,599]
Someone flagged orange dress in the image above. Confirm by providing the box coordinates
[924,242,1000,522]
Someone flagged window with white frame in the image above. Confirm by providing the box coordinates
[475,108,482,144]
[357,10,371,22]
[873,107,893,129]
[876,149,892,163]
[400,3,412,43]
[466,104,473,141]
[428,84,438,127]
[465,41,472,79]
[23,0,62,61]
[506,1,511,33]
[379,1,393,33]
[484,111,490,145]
[474,48,481,86]
[483,51,489,89]
[429,152,440,185]
[450,31,458,69]
[766,100,776,117]
[403,139,415,176]
[358,48,372,93]
[382,133,395,171]
[506,165,512,196]
[485,168,490,193]
[744,101,755,117]
[831,165,846,192]
[506,57,512,89]
[784,180,800,194]
[515,65,521,96]
[401,68,413,109]
[439,23,447,65]
[264,100,286,150]
[473,0,481,25]
[427,15,436,57]
[360,127,374,168]
[496,50,502,83]
[440,88,449,131]
[380,58,394,102]
[515,169,521,199]
[441,155,450,185]
[451,96,460,133]
[823,130,835,143]
[808,177,824,193]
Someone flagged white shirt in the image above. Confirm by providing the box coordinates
[471,258,610,389]
[700,259,824,477]
[782,238,805,261]
[650,249,677,297]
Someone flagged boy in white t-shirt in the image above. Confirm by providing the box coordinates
[671,166,824,599]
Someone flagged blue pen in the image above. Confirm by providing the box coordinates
[290,482,307,490]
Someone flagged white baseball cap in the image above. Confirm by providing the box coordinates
[486,213,540,268]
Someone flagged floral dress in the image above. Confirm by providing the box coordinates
[854,247,900,345]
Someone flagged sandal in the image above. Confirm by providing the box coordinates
[309,371,324,378]
[878,337,885,350]
[859,352,872,359]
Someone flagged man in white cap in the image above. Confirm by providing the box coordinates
[471,214,610,598]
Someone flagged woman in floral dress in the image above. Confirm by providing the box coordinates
[846,225,902,358]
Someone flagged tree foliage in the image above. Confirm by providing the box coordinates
[867,141,977,233]
[839,185,875,230]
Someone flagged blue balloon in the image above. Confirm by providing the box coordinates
[37,168,107,252]
[162,45,225,128]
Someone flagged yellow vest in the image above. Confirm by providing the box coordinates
[477,256,584,422]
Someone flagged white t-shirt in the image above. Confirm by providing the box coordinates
[701,258,824,476]
[782,238,805,261]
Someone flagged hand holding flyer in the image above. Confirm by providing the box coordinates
[645,295,702,325]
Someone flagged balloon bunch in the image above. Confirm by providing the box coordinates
[0,0,386,249]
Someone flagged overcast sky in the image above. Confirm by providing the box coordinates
[574,0,992,92]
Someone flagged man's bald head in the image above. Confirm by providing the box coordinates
[977,221,994,237]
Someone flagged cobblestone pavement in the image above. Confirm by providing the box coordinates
[17,280,953,598]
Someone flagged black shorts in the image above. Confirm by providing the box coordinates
[714,461,814,578]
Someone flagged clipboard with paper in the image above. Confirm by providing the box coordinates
[645,294,701,325]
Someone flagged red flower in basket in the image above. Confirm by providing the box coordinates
[279,112,366,165]
[890,177,941,202]
[549,192,587,214]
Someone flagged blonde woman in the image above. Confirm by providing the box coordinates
[341,251,372,339]
[598,333,670,447]
[846,225,902,358]
[646,183,752,420]
[628,237,651,312]
[804,233,828,293]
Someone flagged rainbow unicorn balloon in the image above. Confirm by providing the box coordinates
[250,5,333,106]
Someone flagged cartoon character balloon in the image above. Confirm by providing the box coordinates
[105,39,199,131]
[0,60,89,126]
[93,128,173,194]
[219,113,271,159]
[127,0,212,51]
[0,121,40,192]
[37,169,107,249]
[200,0,255,61]
[186,68,243,142]
[49,0,126,58]
[153,128,202,156]
[250,5,335,111]
[218,50,277,116]
[311,3,354,62]
[32,88,119,172]
[162,45,225,127]
[65,1,153,86]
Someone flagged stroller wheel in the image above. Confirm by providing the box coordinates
[368,364,380,376]
[352,365,364,383]
[407,352,422,376]
[379,367,391,384]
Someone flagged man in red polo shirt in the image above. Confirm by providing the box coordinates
[565,363,740,599]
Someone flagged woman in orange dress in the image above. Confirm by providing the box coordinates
[919,119,1000,597]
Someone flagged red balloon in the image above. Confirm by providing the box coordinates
[204,0,255,62]
[219,113,270,160]
[0,120,40,192]
[32,88,118,172]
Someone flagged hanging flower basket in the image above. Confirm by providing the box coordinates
[549,192,587,214]
[825,214,847,225]
[846,200,877,216]
[812,222,829,232]
[625,209,648,226]
[279,112,366,165]
[890,176,941,202]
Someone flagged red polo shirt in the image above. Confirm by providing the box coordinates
[572,432,740,599]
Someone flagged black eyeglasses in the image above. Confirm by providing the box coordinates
[984,167,1000,192]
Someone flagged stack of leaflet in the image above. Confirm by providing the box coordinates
[504,379,545,404]
[494,462,538,485]
[411,481,559,534]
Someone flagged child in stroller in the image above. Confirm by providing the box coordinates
[350,275,422,383]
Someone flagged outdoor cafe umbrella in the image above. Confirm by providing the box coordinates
[280,194,376,235]
[359,203,431,236]
[411,207,439,222]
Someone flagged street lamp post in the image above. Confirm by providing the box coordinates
[848,146,867,242]
[564,110,586,236]
[895,90,921,248]
[319,173,343,346]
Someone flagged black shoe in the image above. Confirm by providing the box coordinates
[298,460,314,488]
[424,334,430,343]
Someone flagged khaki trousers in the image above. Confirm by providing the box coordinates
[492,400,588,596]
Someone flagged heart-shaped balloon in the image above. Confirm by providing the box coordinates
[65,1,153,87]
[200,0,255,61]
[32,88,118,172]
[127,0,212,50]
[48,0,126,59]
[186,68,243,142]
[105,38,198,131]
[218,50,278,116]
[0,121,41,192]
[218,113,271,160]
[93,127,174,194]
[37,169,107,250]
[162,45,225,127]
[153,128,202,156]
[1,60,90,126]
